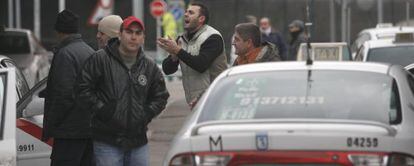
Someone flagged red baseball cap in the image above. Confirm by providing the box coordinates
[123,16,145,31]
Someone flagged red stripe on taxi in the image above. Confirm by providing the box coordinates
[17,119,53,146]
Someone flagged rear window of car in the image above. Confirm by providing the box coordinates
[367,46,414,66]
[198,70,400,125]
[0,31,31,54]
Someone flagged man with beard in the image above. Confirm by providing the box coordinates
[158,2,227,105]
[259,17,287,60]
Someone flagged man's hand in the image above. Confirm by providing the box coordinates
[157,37,181,57]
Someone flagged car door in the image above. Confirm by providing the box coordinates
[0,57,50,165]
[16,78,51,166]
[0,68,17,166]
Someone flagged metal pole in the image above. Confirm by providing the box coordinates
[330,0,336,42]
[133,0,144,21]
[306,0,311,38]
[407,1,411,26]
[8,0,14,28]
[156,17,162,62]
[34,0,41,39]
[341,0,347,42]
[59,0,65,12]
[378,0,383,24]
[15,0,21,28]
[347,7,351,43]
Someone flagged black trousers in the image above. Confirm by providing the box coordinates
[50,138,94,166]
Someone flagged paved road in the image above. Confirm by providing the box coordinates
[148,80,190,165]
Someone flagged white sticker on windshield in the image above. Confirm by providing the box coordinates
[219,105,256,120]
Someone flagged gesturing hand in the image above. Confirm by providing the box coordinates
[157,36,181,56]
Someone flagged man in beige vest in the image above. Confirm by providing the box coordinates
[158,2,227,105]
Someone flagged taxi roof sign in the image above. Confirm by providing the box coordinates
[376,23,393,28]
[394,33,414,43]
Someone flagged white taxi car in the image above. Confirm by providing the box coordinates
[0,68,17,165]
[0,27,51,87]
[354,33,414,67]
[351,24,414,55]
[0,55,50,166]
[296,42,352,61]
[164,62,414,166]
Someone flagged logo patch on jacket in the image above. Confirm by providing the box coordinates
[138,75,147,86]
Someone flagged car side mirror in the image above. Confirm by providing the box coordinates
[22,95,44,118]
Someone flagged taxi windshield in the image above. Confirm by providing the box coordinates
[199,70,399,125]
[367,46,414,66]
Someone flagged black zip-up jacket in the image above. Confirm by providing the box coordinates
[42,34,94,141]
[77,38,169,149]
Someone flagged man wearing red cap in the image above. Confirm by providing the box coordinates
[77,16,169,166]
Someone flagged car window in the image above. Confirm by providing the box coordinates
[199,71,399,125]
[1,60,30,99]
[406,73,414,96]
[354,45,365,61]
[351,33,371,52]
[0,31,30,54]
[342,46,352,60]
[367,46,414,66]
[30,34,47,54]
[0,73,6,140]
[18,78,47,118]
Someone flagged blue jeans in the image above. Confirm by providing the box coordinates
[93,141,149,166]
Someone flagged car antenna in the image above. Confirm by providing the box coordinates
[304,0,313,109]
[305,0,313,65]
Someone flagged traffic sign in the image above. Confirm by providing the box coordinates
[150,0,167,18]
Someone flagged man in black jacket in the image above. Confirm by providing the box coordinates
[77,16,169,166]
[42,10,95,166]
[287,20,307,61]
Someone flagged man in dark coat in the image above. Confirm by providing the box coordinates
[77,16,169,166]
[42,9,95,166]
[287,20,307,61]
[260,17,287,60]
